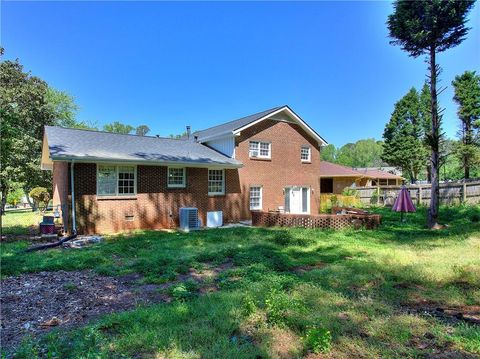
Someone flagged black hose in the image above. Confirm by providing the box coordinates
[25,231,77,252]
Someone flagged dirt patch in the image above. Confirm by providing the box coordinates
[0,260,236,352]
[0,270,166,350]
[403,302,480,326]
[292,263,326,274]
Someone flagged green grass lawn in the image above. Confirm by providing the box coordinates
[2,206,480,358]
[1,209,52,235]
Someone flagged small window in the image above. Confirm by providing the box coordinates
[301,146,311,162]
[249,141,271,159]
[249,186,262,210]
[97,165,136,196]
[208,169,225,195]
[168,167,186,188]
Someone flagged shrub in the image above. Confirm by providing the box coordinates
[29,187,50,212]
[7,187,23,207]
[304,326,332,353]
[342,187,358,197]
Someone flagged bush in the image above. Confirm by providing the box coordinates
[342,187,358,197]
[7,187,23,207]
[304,326,332,353]
[29,187,50,212]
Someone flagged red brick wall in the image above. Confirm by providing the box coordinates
[53,119,323,234]
[235,119,321,215]
[52,161,69,229]
[67,163,243,234]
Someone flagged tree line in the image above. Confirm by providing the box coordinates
[0,48,151,212]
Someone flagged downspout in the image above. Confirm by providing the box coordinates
[70,161,77,234]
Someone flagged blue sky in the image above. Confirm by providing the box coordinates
[2,1,479,147]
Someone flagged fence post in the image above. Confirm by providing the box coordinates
[418,186,422,205]
[376,186,380,206]
[463,181,467,203]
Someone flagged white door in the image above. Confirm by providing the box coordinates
[286,186,310,214]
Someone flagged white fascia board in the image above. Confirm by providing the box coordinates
[232,106,328,146]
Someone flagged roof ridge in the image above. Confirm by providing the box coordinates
[193,105,285,136]
[45,125,188,142]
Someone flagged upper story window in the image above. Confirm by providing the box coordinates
[301,146,311,162]
[249,141,271,159]
[97,165,136,196]
[208,169,225,195]
[167,167,186,188]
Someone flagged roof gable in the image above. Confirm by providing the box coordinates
[193,105,328,146]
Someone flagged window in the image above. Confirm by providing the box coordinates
[301,146,311,162]
[249,186,262,210]
[249,141,271,159]
[208,169,225,195]
[97,166,117,195]
[118,166,135,194]
[97,165,136,196]
[168,167,186,188]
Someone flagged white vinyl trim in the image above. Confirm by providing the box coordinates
[96,164,137,197]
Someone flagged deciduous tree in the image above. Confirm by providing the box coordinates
[136,125,150,136]
[103,121,135,134]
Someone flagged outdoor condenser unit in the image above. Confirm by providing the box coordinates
[179,207,201,232]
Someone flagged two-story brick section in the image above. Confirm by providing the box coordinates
[41,105,328,234]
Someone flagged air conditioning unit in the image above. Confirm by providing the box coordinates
[250,150,258,157]
[179,207,201,232]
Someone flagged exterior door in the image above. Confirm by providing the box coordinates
[285,186,310,214]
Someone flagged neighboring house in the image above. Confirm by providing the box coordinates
[319,161,404,194]
[41,105,328,234]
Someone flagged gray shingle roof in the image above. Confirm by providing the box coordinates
[44,126,242,168]
[192,106,284,140]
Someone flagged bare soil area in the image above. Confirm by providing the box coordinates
[1,260,235,350]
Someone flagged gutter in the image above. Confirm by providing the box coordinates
[70,160,76,233]
[51,156,243,169]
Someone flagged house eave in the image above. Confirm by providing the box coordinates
[49,155,243,169]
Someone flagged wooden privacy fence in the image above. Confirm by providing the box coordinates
[354,180,480,206]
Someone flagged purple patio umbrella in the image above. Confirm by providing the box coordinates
[392,186,416,221]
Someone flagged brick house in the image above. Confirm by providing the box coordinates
[41,105,328,234]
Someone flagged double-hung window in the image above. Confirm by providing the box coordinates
[301,146,311,162]
[97,165,136,196]
[208,169,225,195]
[249,186,262,210]
[167,167,186,188]
[249,141,271,159]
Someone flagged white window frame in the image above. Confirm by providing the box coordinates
[208,169,225,196]
[249,186,263,210]
[301,145,311,162]
[249,140,271,159]
[167,167,186,188]
[97,164,137,197]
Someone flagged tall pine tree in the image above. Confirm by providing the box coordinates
[387,0,475,228]
[382,88,427,183]
[452,70,480,179]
